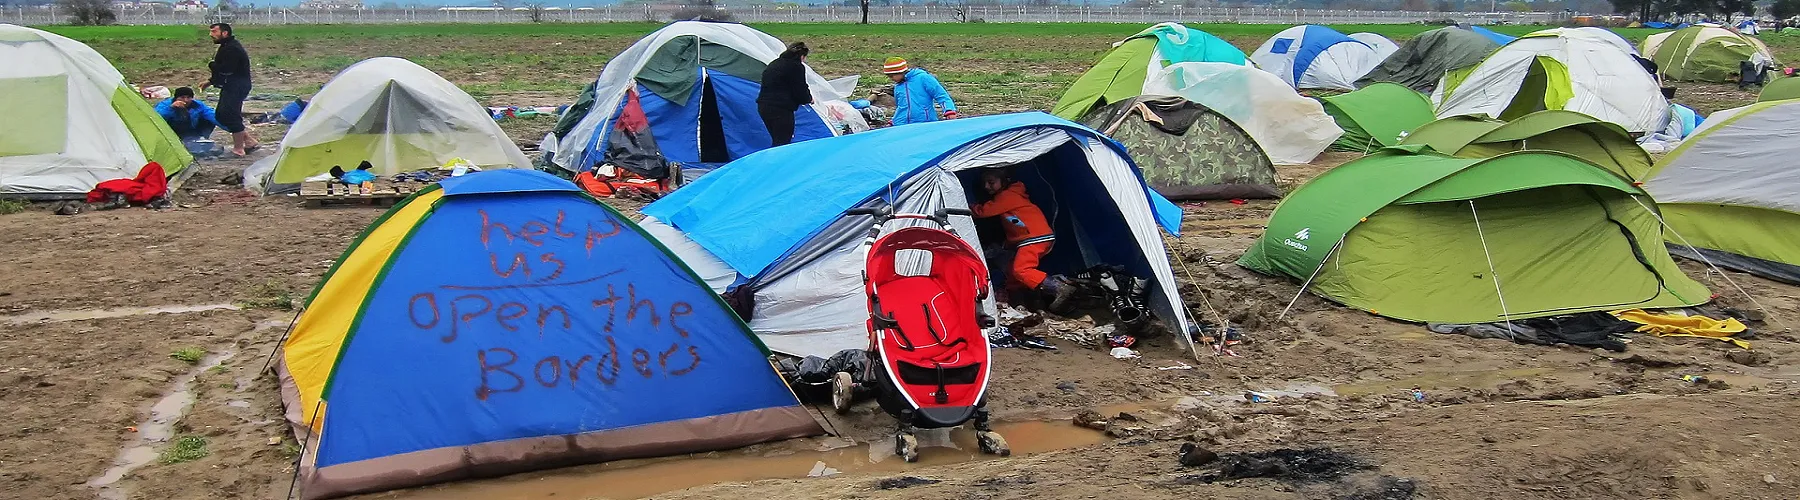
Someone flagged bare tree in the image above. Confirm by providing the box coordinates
[58,0,116,25]
[524,1,546,22]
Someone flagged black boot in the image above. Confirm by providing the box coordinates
[1037,275,1076,312]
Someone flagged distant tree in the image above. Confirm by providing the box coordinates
[1433,0,1455,11]
[670,0,732,21]
[1400,0,1427,10]
[58,0,116,24]
[1774,0,1800,19]
[522,1,546,21]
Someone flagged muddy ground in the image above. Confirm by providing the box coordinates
[5,25,1800,500]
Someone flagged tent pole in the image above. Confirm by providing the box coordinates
[1469,200,1515,332]
[1165,237,1222,361]
[1629,196,1791,332]
[1277,236,1345,323]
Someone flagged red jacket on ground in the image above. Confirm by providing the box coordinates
[970,182,1052,245]
[86,162,168,205]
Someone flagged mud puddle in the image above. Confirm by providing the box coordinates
[88,350,237,500]
[1,303,239,324]
[380,420,1106,500]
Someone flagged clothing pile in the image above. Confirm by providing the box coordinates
[1429,312,1636,351]
[85,162,171,210]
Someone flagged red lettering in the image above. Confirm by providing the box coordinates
[496,302,528,332]
[479,210,516,248]
[631,348,652,378]
[450,294,493,342]
[668,302,693,338]
[627,284,660,328]
[668,346,702,376]
[409,293,441,333]
[585,220,623,255]
[562,355,592,384]
[476,348,523,400]
[519,220,550,246]
[552,210,577,238]
[595,336,621,386]
[533,356,562,388]
[591,285,622,332]
[538,253,566,282]
[489,252,531,278]
[537,305,571,336]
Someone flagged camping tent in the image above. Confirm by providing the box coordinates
[548,22,865,174]
[1237,147,1710,324]
[1356,26,1501,92]
[1642,25,1775,82]
[1348,32,1401,61]
[638,112,1192,357]
[245,57,528,194]
[1078,96,1278,200]
[1316,83,1436,152]
[1399,110,1652,180]
[1250,25,1388,91]
[1051,22,1247,120]
[1434,27,1669,133]
[1143,62,1342,165]
[1469,25,1517,45]
[277,169,821,500]
[0,24,189,199]
[1759,77,1800,102]
[1640,98,1800,284]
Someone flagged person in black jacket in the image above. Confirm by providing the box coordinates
[757,42,813,147]
[199,23,257,156]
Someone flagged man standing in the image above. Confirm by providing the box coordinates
[200,23,257,156]
[881,57,958,126]
[154,87,220,142]
[757,42,813,147]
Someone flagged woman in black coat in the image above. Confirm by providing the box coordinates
[757,42,813,147]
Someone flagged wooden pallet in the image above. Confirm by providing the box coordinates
[299,192,409,209]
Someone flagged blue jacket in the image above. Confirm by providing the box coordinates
[890,68,957,126]
[154,98,220,132]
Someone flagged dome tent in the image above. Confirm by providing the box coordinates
[1434,27,1669,133]
[1143,62,1342,165]
[0,24,189,199]
[1051,22,1247,121]
[638,113,1193,358]
[1758,77,1800,102]
[1078,96,1278,200]
[548,22,865,174]
[1250,25,1388,91]
[1238,146,1709,324]
[278,170,820,499]
[1355,26,1501,93]
[1399,110,1653,181]
[1316,83,1436,153]
[1641,99,1800,284]
[246,57,529,194]
[1642,25,1775,82]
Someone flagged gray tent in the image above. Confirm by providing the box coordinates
[1356,27,1499,93]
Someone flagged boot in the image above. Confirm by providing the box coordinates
[1037,275,1076,313]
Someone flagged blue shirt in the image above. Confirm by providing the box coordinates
[154,98,221,133]
[890,68,957,126]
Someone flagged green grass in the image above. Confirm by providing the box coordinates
[0,198,27,215]
[157,436,210,464]
[235,279,294,311]
[169,347,206,364]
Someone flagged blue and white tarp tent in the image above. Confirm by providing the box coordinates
[640,112,1192,358]
[1468,25,1517,45]
[547,22,867,172]
[277,169,821,499]
[1250,25,1388,91]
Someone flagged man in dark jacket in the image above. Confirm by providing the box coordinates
[199,23,257,156]
[757,42,813,147]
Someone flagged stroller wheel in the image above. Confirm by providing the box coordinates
[896,432,920,463]
[831,371,854,414]
[977,431,1011,457]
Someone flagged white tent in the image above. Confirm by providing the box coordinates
[548,22,865,172]
[1250,25,1387,91]
[1144,62,1342,165]
[1641,98,1800,283]
[1433,27,1669,133]
[245,57,527,193]
[0,24,189,198]
[1349,32,1401,62]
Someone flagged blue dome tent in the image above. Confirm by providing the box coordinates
[639,113,1194,357]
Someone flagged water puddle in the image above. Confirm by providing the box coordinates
[88,350,236,500]
[1,303,239,324]
[384,420,1106,500]
[1333,368,1559,397]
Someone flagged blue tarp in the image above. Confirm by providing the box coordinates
[316,170,800,468]
[1469,25,1516,45]
[1673,104,1701,137]
[585,69,832,169]
[1291,25,1365,83]
[643,112,1184,278]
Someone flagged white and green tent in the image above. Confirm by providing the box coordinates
[1642,25,1774,82]
[1642,98,1800,284]
[0,24,189,199]
[1434,27,1668,134]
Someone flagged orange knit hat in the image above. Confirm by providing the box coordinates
[881,57,910,74]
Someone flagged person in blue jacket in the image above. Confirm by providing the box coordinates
[154,86,221,141]
[881,57,958,126]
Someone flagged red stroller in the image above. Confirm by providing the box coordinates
[843,206,1009,462]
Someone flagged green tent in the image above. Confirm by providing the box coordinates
[1051,23,1246,120]
[1642,25,1776,83]
[1079,96,1277,200]
[1316,83,1436,153]
[1399,110,1651,181]
[1238,147,1709,324]
[1355,27,1500,93]
[1757,77,1800,102]
[1641,99,1800,284]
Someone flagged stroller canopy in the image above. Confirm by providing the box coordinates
[641,112,1188,357]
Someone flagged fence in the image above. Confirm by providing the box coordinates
[1,5,1566,26]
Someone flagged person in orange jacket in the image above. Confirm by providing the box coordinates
[971,168,1075,309]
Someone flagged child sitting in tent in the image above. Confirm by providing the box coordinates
[972,168,1075,310]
